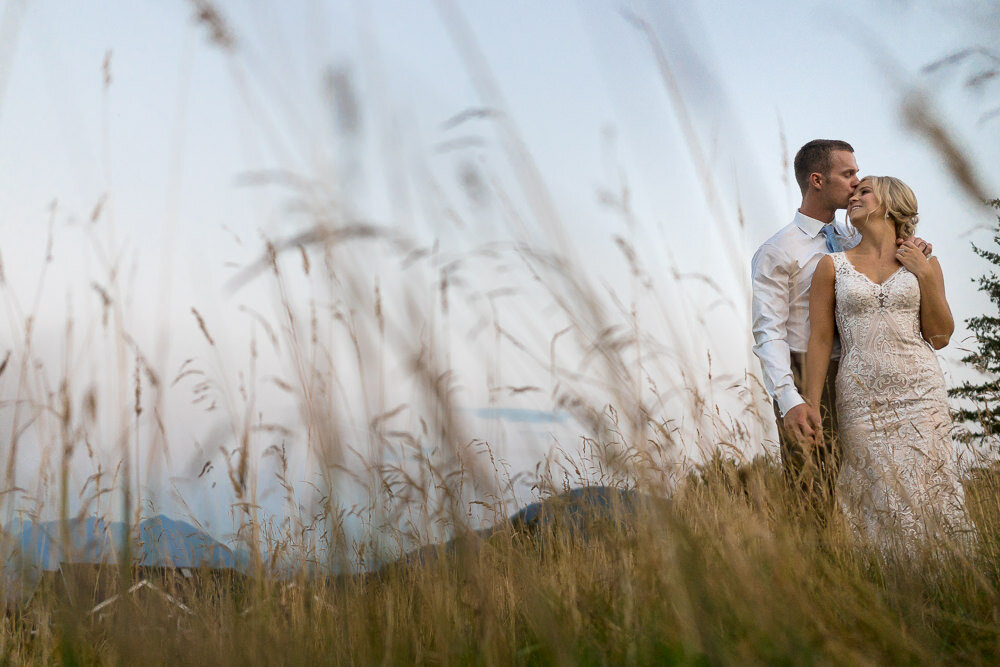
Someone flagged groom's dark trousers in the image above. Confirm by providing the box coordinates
[773,353,841,525]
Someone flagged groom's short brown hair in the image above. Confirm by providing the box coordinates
[794,139,855,195]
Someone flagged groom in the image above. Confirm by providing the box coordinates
[751,139,927,521]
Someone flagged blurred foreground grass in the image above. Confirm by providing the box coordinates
[1,5,997,664]
[4,454,1000,665]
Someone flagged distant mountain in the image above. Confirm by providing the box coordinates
[509,486,649,535]
[4,488,659,587]
[388,486,663,572]
[137,515,236,569]
[5,515,236,571]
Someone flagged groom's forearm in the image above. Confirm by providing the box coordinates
[754,339,804,415]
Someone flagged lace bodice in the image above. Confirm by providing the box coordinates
[830,252,946,422]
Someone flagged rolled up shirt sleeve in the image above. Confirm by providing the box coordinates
[751,243,804,416]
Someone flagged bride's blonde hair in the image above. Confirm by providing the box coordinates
[863,175,919,240]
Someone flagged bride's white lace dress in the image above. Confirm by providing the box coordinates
[831,252,973,548]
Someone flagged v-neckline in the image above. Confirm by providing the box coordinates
[841,253,906,288]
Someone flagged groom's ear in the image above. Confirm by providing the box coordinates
[809,171,823,190]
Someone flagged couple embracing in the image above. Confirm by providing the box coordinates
[752,139,973,549]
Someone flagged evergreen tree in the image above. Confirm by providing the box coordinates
[949,199,1000,444]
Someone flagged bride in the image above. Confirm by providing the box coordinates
[802,175,973,549]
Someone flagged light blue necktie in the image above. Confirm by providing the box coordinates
[821,224,841,253]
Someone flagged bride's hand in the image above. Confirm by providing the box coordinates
[898,235,932,258]
[896,239,931,278]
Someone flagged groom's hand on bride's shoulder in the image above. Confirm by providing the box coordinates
[898,236,932,257]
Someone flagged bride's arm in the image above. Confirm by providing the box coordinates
[897,240,954,349]
[803,255,836,435]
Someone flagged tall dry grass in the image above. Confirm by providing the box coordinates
[0,2,998,664]
[3,454,1000,664]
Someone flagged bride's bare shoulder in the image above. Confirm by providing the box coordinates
[814,254,836,279]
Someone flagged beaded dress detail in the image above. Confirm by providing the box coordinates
[830,252,972,548]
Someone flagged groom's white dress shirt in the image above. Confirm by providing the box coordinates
[751,211,861,417]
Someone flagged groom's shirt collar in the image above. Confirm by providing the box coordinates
[793,210,833,238]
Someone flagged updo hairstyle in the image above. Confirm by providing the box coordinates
[864,175,919,240]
